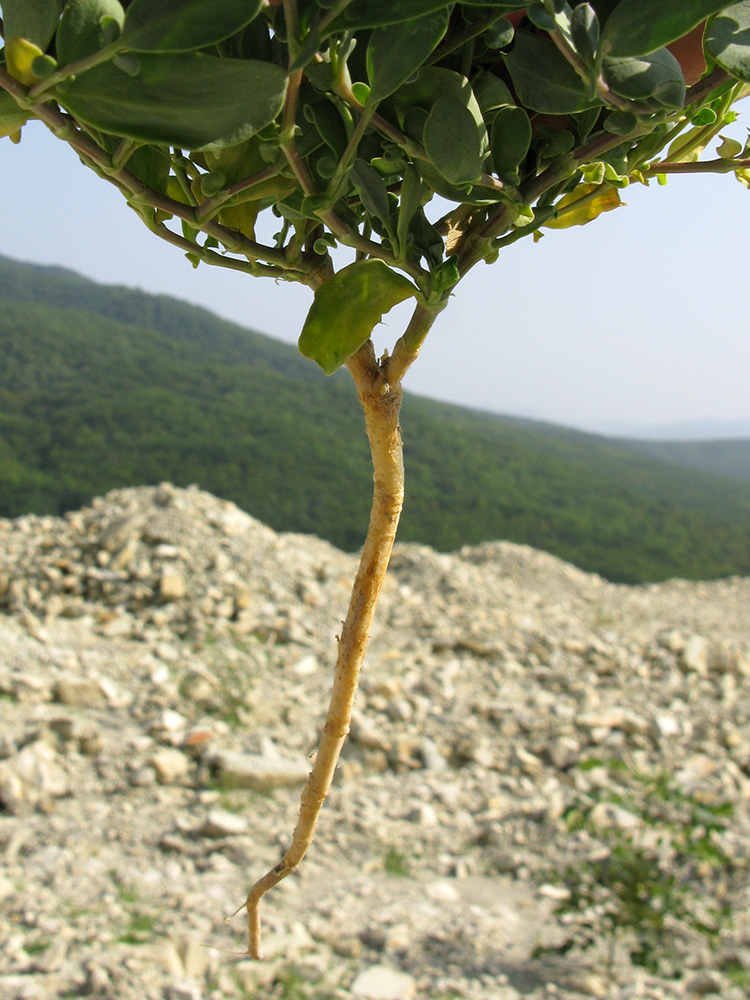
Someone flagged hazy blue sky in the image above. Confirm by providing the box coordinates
[1,118,749,438]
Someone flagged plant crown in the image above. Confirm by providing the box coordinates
[1,0,750,372]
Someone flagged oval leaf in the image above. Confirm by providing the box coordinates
[505,31,600,114]
[601,0,728,57]
[298,260,418,375]
[471,69,515,119]
[424,95,485,185]
[366,8,450,103]
[1,0,63,49]
[705,1,750,83]
[57,54,287,149]
[121,0,262,53]
[490,105,532,176]
[56,0,125,66]
[603,49,686,108]
[570,3,600,66]
[544,183,622,229]
[351,159,393,230]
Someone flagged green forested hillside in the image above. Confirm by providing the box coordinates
[2,254,750,584]
[619,437,750,485]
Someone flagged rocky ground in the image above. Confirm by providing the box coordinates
[1,484,749,1000]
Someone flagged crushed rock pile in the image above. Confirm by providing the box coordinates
[1,484,749,1000]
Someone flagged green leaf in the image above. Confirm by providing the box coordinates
[351,159,393,231]
[303,98,349,159]
[1,0,63,48]
[391,66,489,192]
[366,8,450,103]
[424,95,485,185]
[430,254,459,296]
[570,4,600,66]
[120,0,262,53]
[603,49,686,108]
[57,54,287,150]
[601,0,729,57]
[505,31,600,114]
[490,105,531,175]
[329,0,455,31]
[0,89,30,138]
[705,2,750,82]
[471,69,515,119]
[204,137,295,207]
[527,2,556,32]
[717,133,743,157]
[112,51,140,74]
[484,17,515,49]
[31,53,58,77]
[298,259,418,375]
[691,107,718,125]
[396,165,425,256]
[392,67,484,127]
[603,109,638,134]
[126,144,171,192]
[56,0,125,66]
[409,208,444,266]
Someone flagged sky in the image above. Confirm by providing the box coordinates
[1,118,749,439]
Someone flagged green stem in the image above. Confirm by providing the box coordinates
[280,70,318,196]
[27,40,122,100]
[196,160,289,222]
[171,157,199,206]
[327,104,375,197]
[386,300,445,384]
[282,0,301,59]
[153,223,303,281]
[335,81,426,163]
[111,139,138,170]
[643,156,750,174]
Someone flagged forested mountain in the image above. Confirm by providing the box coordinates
[2,253,750,584]
[619,437,750,485]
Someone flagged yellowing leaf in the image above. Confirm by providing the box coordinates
[299,259,418,375]
[545,184,622,230]
[717,134,743,159]
[218,200,260,241]
[6,37,45,86]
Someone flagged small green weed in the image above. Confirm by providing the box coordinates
[24,938,51,955]
[723,959,750,989]
[383,847,412,877]
[544,761,735,976]
[119,910,158,945]
[279,970,307,1000]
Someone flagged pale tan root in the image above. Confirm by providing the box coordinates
[235,339,405,958]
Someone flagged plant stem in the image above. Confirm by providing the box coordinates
[643,156,750,174]
[238,339,405,959]
[387,300,445,384]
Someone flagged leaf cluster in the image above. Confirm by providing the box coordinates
[2,1,750,372]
